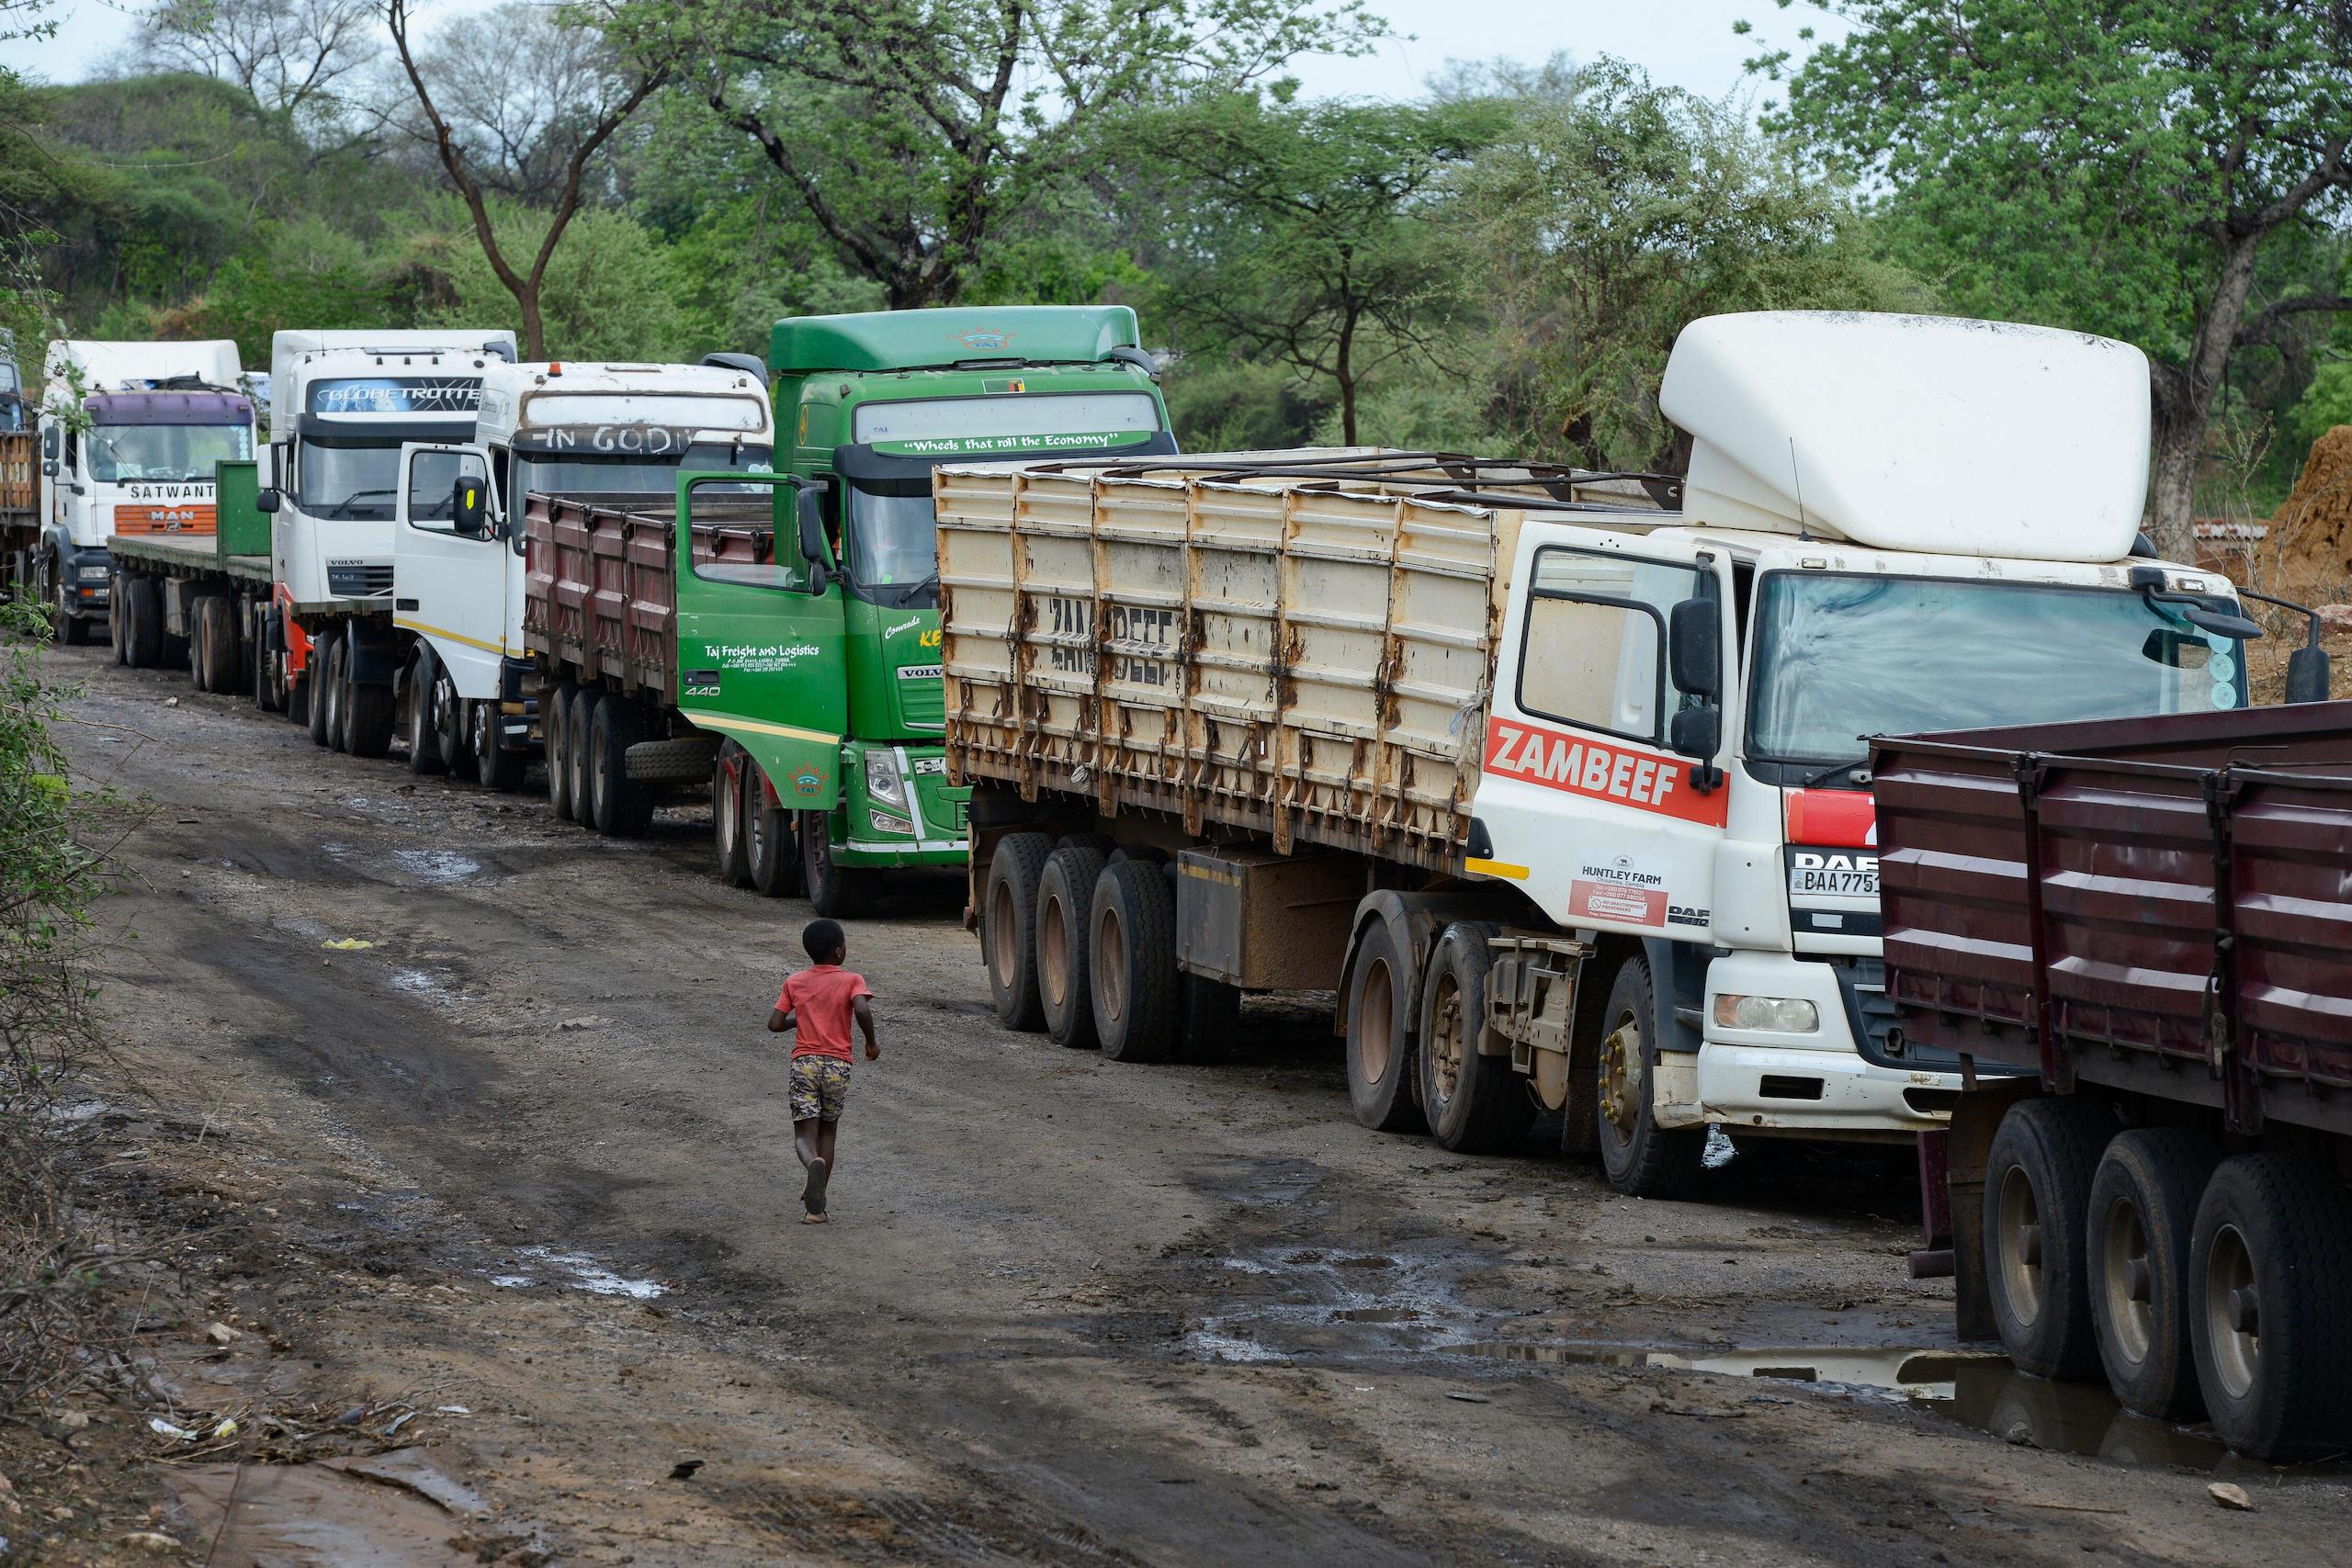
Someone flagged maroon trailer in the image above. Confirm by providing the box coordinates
[1872,702,2352,1460]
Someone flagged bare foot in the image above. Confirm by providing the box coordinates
[802,1156,829,1216]
[801,1213,829,1224]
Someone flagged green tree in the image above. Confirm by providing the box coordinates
[1127,91,1503,446]
[1453,58,1917,469]
[1754,0,2352,558]
[621,0,1382,310]
[411,196,694,361]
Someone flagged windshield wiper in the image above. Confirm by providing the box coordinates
[1799,758,1872,788]
[321,488,397,519]
[899,570,940,604]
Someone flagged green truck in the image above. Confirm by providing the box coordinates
[527,306,1175,914]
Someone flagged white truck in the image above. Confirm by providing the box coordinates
[942,311,2263,1196]
[388,355,776,788]
[256,329,516,755]
[23,339,252,644]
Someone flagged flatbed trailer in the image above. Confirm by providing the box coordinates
[1873,702,2352,1460]
[105,457,372,715]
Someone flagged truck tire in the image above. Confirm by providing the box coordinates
[404,653,447,776]
[315,633,345,750]
[2188,1153,2352,1461]
[983,832,1052,1031]
[188,603,210,692]
[254,615,282,712]
[801,810,866,918]
[124,575,163,670]
[1983,1097,2109,1380]
[546,683,576,818]
[108,575,128,664]
[472,699,525,791]
[1036,843,1108,1050]
[431,666,471,774]
[1344,918,1419,1131]
[1174,974,1243,1063]
[565,686,599,825]
[53,564,89,646]
[1594,955,1705,1199]
[588,694,655,837]
[197,595,236,694]
[625,735,720,784]
[712,741,753,888]
[1090,858,1181,1064]
[2088,1127,2219,1420]
[1419,921,1534,1155]
[345,651,395,760]
[748,772,799,897]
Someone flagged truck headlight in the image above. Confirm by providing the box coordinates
[865,749,907,807]
[869,808,915,837]
[1713,995,1820,1033]
[78,564,110,581]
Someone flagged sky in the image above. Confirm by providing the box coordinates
[13,0,1847,104]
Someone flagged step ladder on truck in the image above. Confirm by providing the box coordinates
[936,311,2280,1199]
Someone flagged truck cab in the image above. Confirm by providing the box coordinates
[769,306,1174,910]
[390,357,775,784]
[33,339,252,643]
[1470,312,2254,1172]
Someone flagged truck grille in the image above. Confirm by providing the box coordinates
[327,563,394,597]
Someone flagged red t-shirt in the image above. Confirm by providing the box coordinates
[776,965,872,1061]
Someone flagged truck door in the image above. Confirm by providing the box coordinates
[672,472,849,804]
[1473,526,1736,942]
[392,442,504,699]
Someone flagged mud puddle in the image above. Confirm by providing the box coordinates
[488,1245,666,1300]
[1459,1339,2349,1476]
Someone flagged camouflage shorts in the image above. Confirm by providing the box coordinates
[788,1055,852,1123]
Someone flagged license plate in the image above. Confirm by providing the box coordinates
[1789,866,1878,897]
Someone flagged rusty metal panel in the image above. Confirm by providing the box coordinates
[523,491,678,704]
[1872,702,2352,1135]
[1175,845,1361,989]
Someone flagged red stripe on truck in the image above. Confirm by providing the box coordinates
[1483,716,1729,829]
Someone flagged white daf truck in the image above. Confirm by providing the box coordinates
[942,311,2261,1197]
[26,339,251,644]
[256,329,516,756]
[389,355,776,787]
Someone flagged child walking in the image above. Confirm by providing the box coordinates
[767,918,878,1223]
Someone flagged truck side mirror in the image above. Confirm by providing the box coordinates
[1668,705,1720,761]
[452,476,491,539]
[40,459,55,478]
[2286,644,2333,705]
[255,488,280,514]
[796,487,831,595]
[1668,597,1720,700]
[41,425,57,460]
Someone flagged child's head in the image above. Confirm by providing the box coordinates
[802,918,846,964]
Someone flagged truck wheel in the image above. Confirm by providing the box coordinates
[197,596,236,694]
[1344,919,1419,1131]
[253,621,281,712]
[1036,843,1108,1049]
[1174,974,1244,1063]
[712,742,752,887]
[187,602,210,691]
[588,695,654,837]
[1090,858,1180,1063]
[983,832,1052,1031]
[1594,955,1705,1199]
[2089,1127,2219,1420]
[2188,1153,2352,1461]
[1419,921,1533,1155]
[314,633,345,750]
[801,810,865,918]
[345,653,394,761]
[124,576,164,669]
[53,566,89,646]
[429,667,470,773]
[546,683,576,818]
[748,771,799,897]
[472,699,524,791]
[405,655,447,776]
[1984,1097,2109,1380]
[566,686,599,825]
[109,576,129,664]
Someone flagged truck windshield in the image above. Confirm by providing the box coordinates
[298,440,403,520]
[1748,573,2250,767]
[514,443,775,500]
[844,483,938,607]
[86,422,252,483]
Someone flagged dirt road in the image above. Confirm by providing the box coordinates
[45,641,2350,1565]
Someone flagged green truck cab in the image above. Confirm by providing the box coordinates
[766,306,1175,908]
